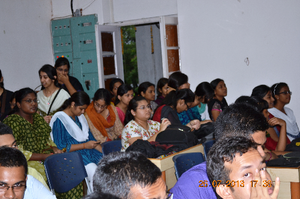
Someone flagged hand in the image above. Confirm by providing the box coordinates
[268,117,286,127]
[160,118,171,131]
[200,120,212,125]
[248,169,280,199]
[57,74,70,84]
[85,141,101,149]
[52,147,63,154]
[43,115,52,124]
[190,119,201,130]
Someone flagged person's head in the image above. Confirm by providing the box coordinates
[210,78,227,98]
[251,85,274,108]
[0,123,17,149]
[168,71,190,90]
[109,78,124,98]
[156,78,169,98]
[93,89,111,114]
[0,146,27,199]
[138,82,155,103]
[15,88,37,115]
[195,82,214,104]
[250,96,270,120]
[214,103,269,157]
[162,89,195,113]
[124,96,151,125]
[207,136,273,199]
[54,57,70,76]
[115,84,134,106]
[271,82,291,106]
[38,64,59,89]
[83,193,121,199]
[60,91,90,116]
[9,92,17,111]
[93,151,169,199]
[0,70,4,89]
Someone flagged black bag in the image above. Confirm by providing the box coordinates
[155,124,198,148]
[285,137,300,151]
[193,122,215,139]
[266,152,300,167]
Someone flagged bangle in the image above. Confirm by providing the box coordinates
[62,148,66,152]
[83,143,85,149]
[267,152,272,161]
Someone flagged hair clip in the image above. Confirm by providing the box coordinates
[273,83,279,95]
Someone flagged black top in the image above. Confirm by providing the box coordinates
[207,98,228,121]
[59,76,84,94]
[0,89,13,121]
[161,106,181,125]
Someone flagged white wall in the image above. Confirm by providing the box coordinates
[0,0,53,92]
[177,0,300,122]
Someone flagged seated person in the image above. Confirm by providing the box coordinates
[171,103,270,199]
[208,78,228,121]
[86,151,172,199]
[54,57,84,95]
[207,136,279,199]
[0,146,56,199]
[155,77,169,106]
[121,96,170,151]
[115,84,134,125]
[0,69,14,121]
[194,82,214,121]
[138,81,158,113]
[84,88,123,143]
[109,78,123,105]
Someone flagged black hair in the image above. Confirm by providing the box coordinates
[0,123,13,136]
[60,91,90,111]
[124,96,146,125]
[115,84,133,105]
[83,193,121,199]
[250,96,269,113]
[162,89,195,109]
[39,64,59,88]
[0,146,28,177]
[210,78,224,90]
[214,103,269,140]
[195,82,214,104]
[138,81,155,96]
[93,89,112,106]
[54,57,70,70]
[206,136,257,198]
[109,78,124,92]
[251,85,271,99]
[156,78,168,97]
[234,96,259,110]
[93,151,162,199]
[14,88,37,112]
[0,70,3,88]
[168,71,188,90]
[271,82,289,105]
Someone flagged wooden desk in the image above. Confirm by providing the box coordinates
[267,166,300,199]
[149,144,204,189]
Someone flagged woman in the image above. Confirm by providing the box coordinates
[37,64,70,123]
[208,78,228,121]
[194,82,214,121]
[269,82,300,141]
[138,81,158,112]
[155,78,169,106]
[168,71,190,90]
[115,84,134,125]
[109,78,124,104]
[0,69,14,121]
[121,96,170,151]
[50,91,103,189]
[84,88,123,143]
[153,89,202,130]
[54,57,84,95]
[3,88,60,181]
[251,84,275,108]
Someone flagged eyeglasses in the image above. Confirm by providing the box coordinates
[94,102,107,110]
[166,191,173,199]
[279,91,292,95]
[138,105,151,110]
[0,182,26,192]
[23,99,37,103]
[56,68,69,73]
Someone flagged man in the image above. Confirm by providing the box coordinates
[89,151,171,199]
[171,103,272,199]
[206,136,279,199]
[0,146,27,199]
[0,123,56,199]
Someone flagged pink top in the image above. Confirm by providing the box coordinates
[116,107,125,125]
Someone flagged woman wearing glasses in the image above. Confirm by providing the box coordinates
[84,88,124,143]
[269,82,300,141]
[121,96,171,151]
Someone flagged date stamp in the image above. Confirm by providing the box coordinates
[199,180,272,188]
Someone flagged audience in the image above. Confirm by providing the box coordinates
[0,70,14,121]
[37,64,70,123]
[121,96,170,151]
[54,57,84,95]
[138,81,158,112]
[155,77,169,106]
[115,84,134,125]
[84,88,123,143]
[208,78,228,121]
[206,136,279,199]
[50,91,103,190]
[109,78,124,105]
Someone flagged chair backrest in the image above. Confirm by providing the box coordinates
[172,152,205,179]
[44,152,87,193]
[102,140,122,156]
[203,140,215,160]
